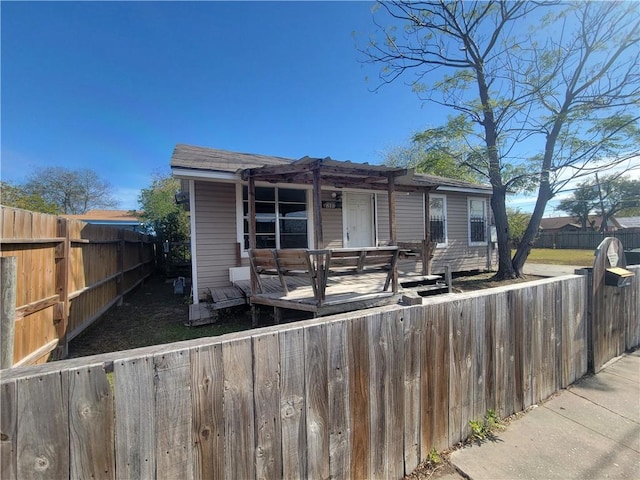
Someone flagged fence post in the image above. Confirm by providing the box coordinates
[1,256,17,369]
[54,218,70,359]
[575,267,594,372]
[117,229,125,306]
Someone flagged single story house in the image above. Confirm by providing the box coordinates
[539,215,623,233]
[170,144,496,304]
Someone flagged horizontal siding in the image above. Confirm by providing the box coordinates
[376,194,390,244]
[322,191,343,249]
[376,193,425,243]
[194,181,237,298]
[431,193,490,273]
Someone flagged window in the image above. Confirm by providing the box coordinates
[242,186,308,250]
[468,197,487,245]
[429,194,447,246]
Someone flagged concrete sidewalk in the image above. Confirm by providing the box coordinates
[447,349,640,480]
[523,263,588,277]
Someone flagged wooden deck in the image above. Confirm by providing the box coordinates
[188,268,449,325]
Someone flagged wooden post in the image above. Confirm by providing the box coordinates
[387,173,398,293]
[0,256,17,369]
[444,265,452,293]
[424,191,431,276]
[117,229,125,306]
[55,218,70,359]
[248,174,258,326]
[313,166,323,249]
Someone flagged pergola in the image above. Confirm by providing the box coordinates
[241,156,410,249]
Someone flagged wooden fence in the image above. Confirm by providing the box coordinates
[535,230,640,250]
[0,206,155,366]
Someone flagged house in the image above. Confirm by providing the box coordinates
[170,144,496,304]
[62,209,144,232]
[539,215,623,234]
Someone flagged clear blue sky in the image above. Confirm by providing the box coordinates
[2,1,450,210]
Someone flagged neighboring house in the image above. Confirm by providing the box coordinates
[62,209,144,232]
[539,215,622,234]
[616,216,640,232]
[170,144,496,303]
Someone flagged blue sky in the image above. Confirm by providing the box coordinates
[2,1,452,210]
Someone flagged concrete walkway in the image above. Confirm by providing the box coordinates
[447,350,640,480]
[523,262,588,277]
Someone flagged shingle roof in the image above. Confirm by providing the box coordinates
[170,143,491,193]
[170,144,291,173]
[63,210,142,222]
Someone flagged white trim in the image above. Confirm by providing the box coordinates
[436,185,492,195]
[188,179,199,304]
[468,196,488,246]
[172,167,238,182]
[428,193,448,248]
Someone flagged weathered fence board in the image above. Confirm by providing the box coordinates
[222,338,255,480]
[114,357,156,479]
[327,319,351,480]
[1,272,638,480]
[190,343,225,479]
[68,365,115,479]
[253,332,282,480]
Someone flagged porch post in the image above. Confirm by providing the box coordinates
[313,165,323,248]
[387,173,398,293]
[424,190,431,275]
[248,173,257,294]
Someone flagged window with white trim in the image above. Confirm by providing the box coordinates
[242,186,308,250]
[429,194,447,246]
[468,197,487,245]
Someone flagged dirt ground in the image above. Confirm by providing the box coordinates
[67,275,253,358]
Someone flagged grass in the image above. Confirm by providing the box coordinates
[521,248,595,266]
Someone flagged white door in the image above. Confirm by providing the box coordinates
[344,193,374,247]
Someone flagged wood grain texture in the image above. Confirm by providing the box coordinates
[190,343,225,480]
[1,380,17,480]
[304,323,330,479]
[328,319,351,480]
[472,296,487,421]
[154,350,193,478]
[403,306,422,473]
[16,371,69,479]
[222,338,255,480]
[279,328,307,479]
[68,365,115,480]
[114,356,156,479]
[253,332,282,480]
[448,299,473,445]
[348,316,370,479]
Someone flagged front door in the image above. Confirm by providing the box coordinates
[344,193,374,247]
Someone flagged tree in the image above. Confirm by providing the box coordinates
[0,181,60,214]
[138,174,190,244]
[362,1,640,278]
[506,208,531,248]
[382,115,484,183]
[24,167,118,214]
[558,175,640,231]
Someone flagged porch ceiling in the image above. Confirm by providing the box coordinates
[241,156,415,191]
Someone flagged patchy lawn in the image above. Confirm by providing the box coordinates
[67,275,252,359]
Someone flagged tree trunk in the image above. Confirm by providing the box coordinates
[491,187,517,279]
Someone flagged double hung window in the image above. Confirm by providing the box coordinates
[468,197,487,245]
[429,195,447,246]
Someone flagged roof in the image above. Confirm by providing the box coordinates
[170,143,492,194]
[170,143,291,173]
[617,216,640,229]
[539,215,622,231]
[63,210,142,223]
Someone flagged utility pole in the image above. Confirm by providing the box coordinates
[595,173,608,233]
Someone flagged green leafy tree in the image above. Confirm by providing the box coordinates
[0,181,60,214]
[24,167,118,214]
[361,1,640,278]
[506,208,531,248]
[138,174,190,244]
[558,175,640,231]
[383,115,483,183]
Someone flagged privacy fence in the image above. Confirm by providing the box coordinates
[535,230,640,250]
[0,206,155,367]
[2,268,638,480]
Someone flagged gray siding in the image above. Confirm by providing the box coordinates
[376,193,425,243]
[194,181,238,299]
[321,190,343,248]
[431,193,491,274]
